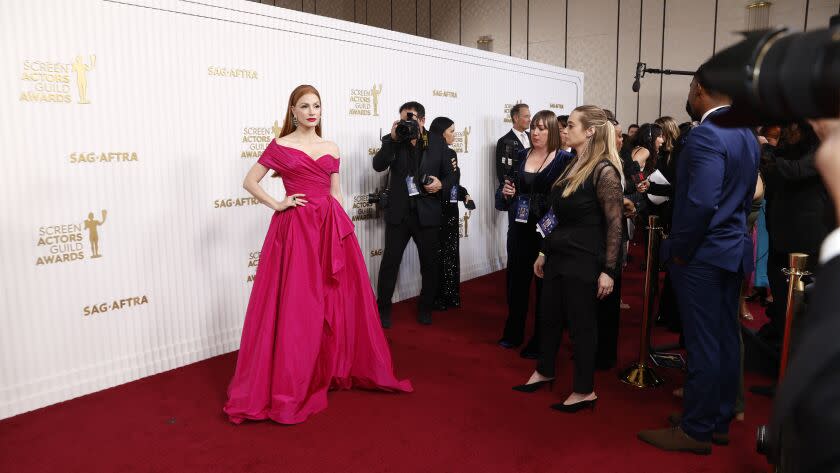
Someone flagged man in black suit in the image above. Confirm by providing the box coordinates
[495,103,531,184]
[769,118,840,473]
[373,101,459,327]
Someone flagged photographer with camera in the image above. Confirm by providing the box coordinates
[373,102,459,328]
[764,118,840,473]
[757,121,835,347]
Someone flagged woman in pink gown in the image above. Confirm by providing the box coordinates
[224,85,412,425]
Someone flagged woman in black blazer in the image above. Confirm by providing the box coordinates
[495,110,573,358]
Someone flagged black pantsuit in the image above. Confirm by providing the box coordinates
[536,161,624,394]
[595,267,621,369]
[502,222,543,345]
[538,275,598,392]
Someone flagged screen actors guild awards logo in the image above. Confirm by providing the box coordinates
[349,85,381,116]
[452,126,471,154]
[20,54,96,104]
[35,209,108,265]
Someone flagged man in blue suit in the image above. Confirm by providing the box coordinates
[637,66,760,454]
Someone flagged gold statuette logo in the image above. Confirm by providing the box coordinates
[459,211,471,238]
[20,55,96,104]
[84,210,107,258]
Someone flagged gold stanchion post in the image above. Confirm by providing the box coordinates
[619,215,665,388]
[777,253,810,382]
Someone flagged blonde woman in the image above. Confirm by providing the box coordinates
[513,106,623,412]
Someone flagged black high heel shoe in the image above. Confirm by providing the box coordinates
[512,379,554,392]
[550,398,597,413]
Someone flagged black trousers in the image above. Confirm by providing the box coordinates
[538,273,598,393]
[376,212,440,313]
[501,222,543,346]
[596,271,621,369]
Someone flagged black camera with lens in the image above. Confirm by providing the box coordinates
[699,19,839,126]
[394,112,421,142]
[367,186,390,210]
[500,139,520,183]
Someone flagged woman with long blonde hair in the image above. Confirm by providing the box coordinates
[224,85,412,425]
[513,106,623,412]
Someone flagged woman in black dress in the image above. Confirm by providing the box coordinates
[430,117,475,310]
[513,106,624,412]
[495,110,573,359]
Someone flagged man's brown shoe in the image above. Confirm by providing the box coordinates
[667,413,730,446]
[637,426,712,455]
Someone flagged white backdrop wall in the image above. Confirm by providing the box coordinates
[0,0,583,419]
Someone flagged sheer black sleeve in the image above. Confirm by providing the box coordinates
[594,162,624,279]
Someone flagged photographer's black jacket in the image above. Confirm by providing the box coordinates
[373,133,459,227]
[762,144,836,257]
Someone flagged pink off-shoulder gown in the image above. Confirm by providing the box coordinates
[223,141,412,425]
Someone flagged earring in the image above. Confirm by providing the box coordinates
[292,116,299,127]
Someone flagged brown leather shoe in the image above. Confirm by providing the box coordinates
[637,426,712,455]
[667,413,730,446]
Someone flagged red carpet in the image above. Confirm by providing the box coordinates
[0,264,775,472]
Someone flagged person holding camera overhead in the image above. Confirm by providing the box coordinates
[373,102,459,327]
[496,110,572,359]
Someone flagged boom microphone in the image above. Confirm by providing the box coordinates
[632,62,645,93]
